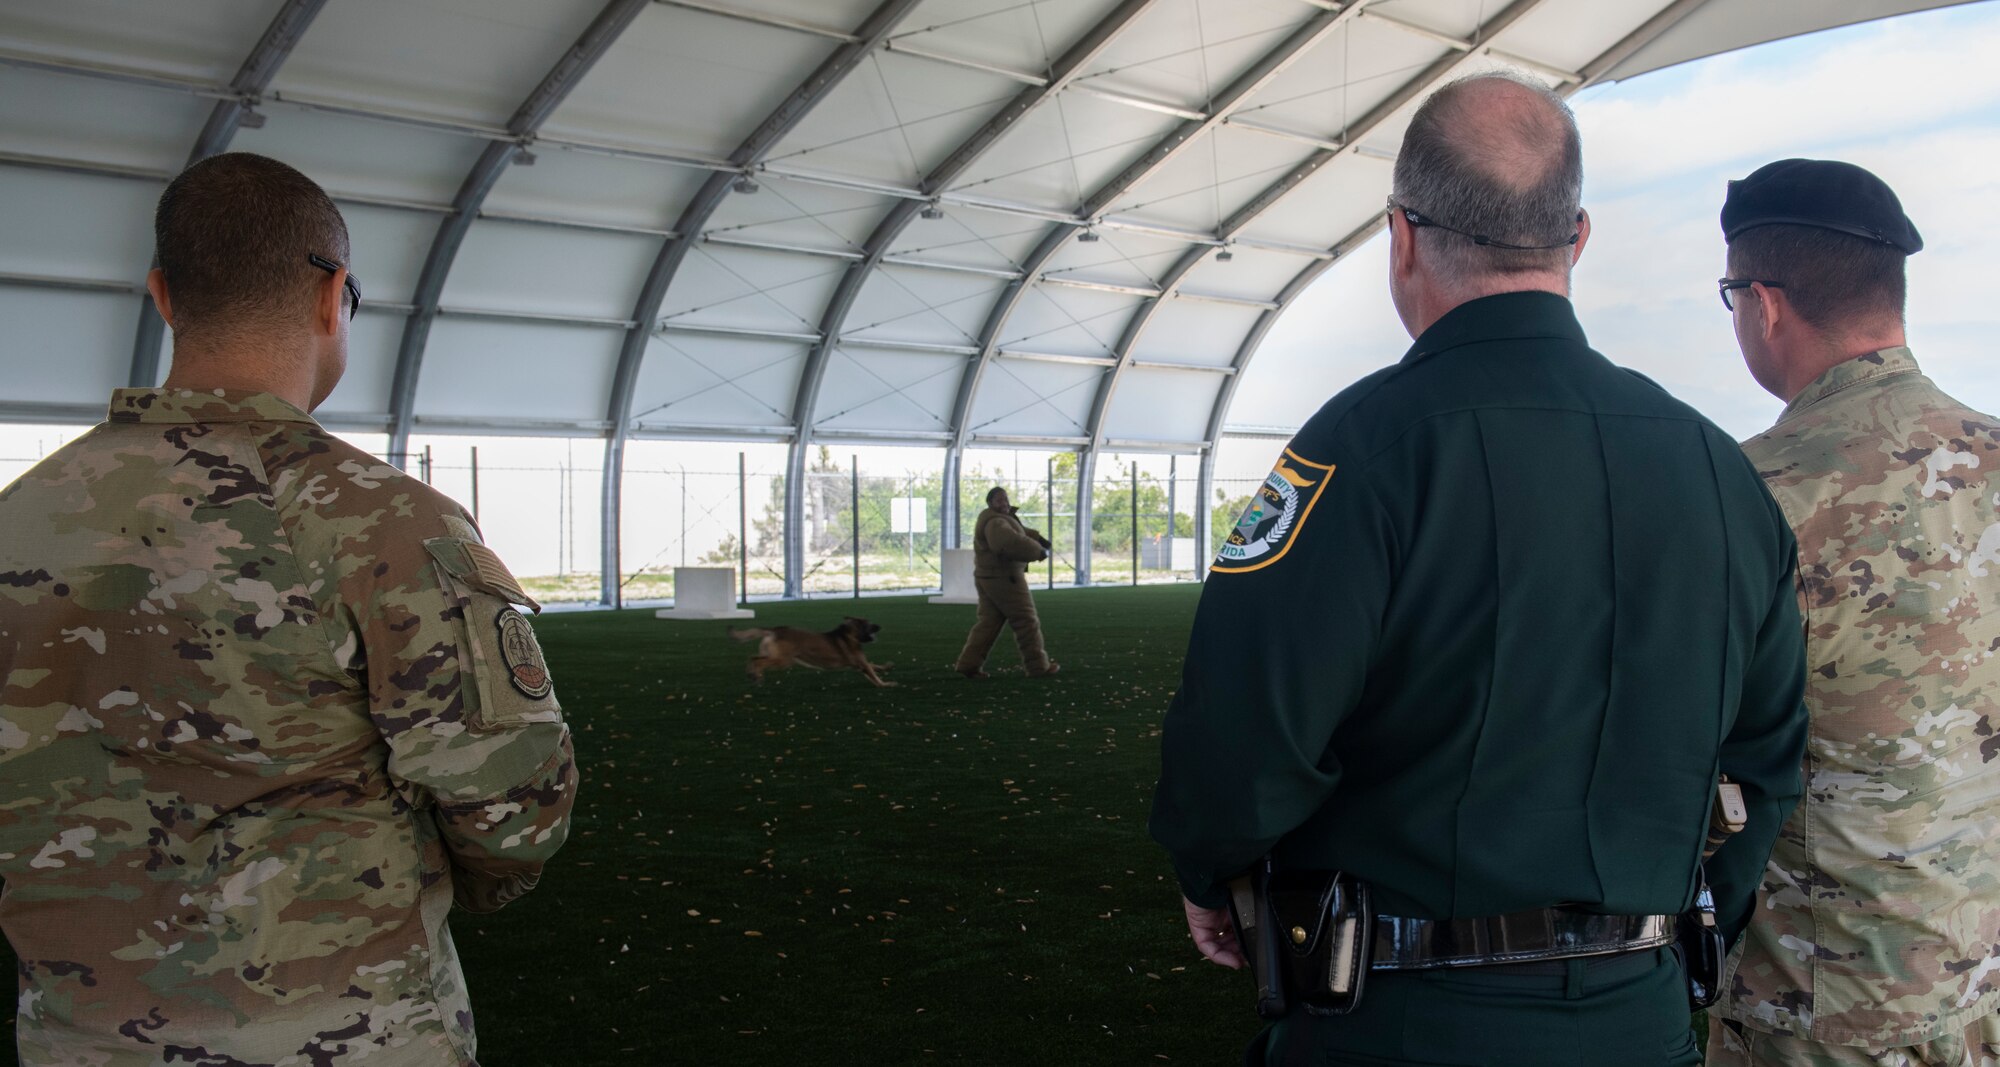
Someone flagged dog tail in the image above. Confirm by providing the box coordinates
[727,627,769,642]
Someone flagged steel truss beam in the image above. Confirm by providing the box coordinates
[600,0,924,606]
[1192,0,1718,574]
[781,0,1163,589]
[386,0,649,462]
[126,0,328,390]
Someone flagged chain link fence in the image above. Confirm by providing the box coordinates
[1088,457,1201,585]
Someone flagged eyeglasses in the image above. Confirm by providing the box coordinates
[307,252,361,319]
[1716,277,1783,311]
[1386,198,1581,251]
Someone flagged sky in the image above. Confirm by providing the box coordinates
[6,2,1999,577]
[1219,0,2000,479]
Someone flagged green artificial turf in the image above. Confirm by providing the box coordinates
[0,584,1254,1065]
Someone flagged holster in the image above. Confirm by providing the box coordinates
[1225,858,1372,1019]
[1676,866,1726,1011]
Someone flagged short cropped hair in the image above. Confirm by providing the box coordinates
[986,487,1007,505]
[154,152,350,340]
[1726,224,1906,332]
[1391,72,1582,283]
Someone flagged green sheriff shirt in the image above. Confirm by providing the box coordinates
[1151,291,1809,940]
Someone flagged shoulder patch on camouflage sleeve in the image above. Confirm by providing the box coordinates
[424,537,542,613]
[1212,450,1334,574]
[495,608,554,699]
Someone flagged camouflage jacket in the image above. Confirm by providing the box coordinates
[1719,348,2000,1046]
[0,389,578,1066]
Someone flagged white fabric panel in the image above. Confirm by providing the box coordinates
[941,89,1181,207]
[1368,0,1488,39]
[1507,0,1675,73]
[0,288,133,404]
[706,180,891,251]
[811,347,961,430]
[486,146,702,233]
[1130,301,1264,367]
[1180,248,1308,303]
[999,284,1141,356]
[658,245,845,333]
[342,204,445,303]
[895,0,1119,75]
[1038,228,1186,288]
[1082,0,1309,111]
[726,0,882,28]
[887,204,1043,268]
[0,168,155,280]
[1600,0,1977,82]
[0,67,206,173]
[277,0,604,128]
[440,222,654,320]
[965,359,1100,438]
[0,0,272,83]
[414,317,619,423]
[1238,17,1445,136]
[841,265,1000,346]
[1100,366,1222,442]
[1100,124,1318,230]
[1234,156,1394,251]
[313,310,407,423]
[630,332,805,430]
[766,52,1014,188]
[540,5,835,159]
[231,109,487,206]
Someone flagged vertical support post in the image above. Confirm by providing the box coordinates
[470,446,480,524]
[1075,449,1095,586]
[1195,445,1216,582]
[679,466,687,568]
[906,471,915,578]
[601,435,625,609]
[1168,454,1178,577]
[1046,455,1055,590]
[738,452,749,605]
[1130,460,1139,586]
[421,446,433,485]
[851,454,861,598]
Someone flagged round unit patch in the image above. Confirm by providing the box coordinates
[494,608,554,699]
[1212,450,1334,574]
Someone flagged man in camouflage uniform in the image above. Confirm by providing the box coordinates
[954,487,1060,678]
[0,153,577,1065]
[1709,159,2000,1066]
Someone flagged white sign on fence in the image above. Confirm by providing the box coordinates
[890,497,927,534]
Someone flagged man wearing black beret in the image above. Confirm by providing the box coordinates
[1709,159,2000,1065]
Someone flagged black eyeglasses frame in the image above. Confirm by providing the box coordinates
[1716,277,1784,311]
[1386,198,1582,252]
[307,252,361,319]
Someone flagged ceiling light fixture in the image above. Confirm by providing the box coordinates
[732,175,759,194]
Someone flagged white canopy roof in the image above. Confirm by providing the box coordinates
[0,0,1976,594]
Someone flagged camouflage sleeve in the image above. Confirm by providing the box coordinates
[1708,547,1809,945]
[339,514,579,914]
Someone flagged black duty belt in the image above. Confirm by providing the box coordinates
[1370,909,1674,970]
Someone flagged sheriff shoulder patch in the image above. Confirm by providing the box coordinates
[1212,450,1334,574]
[495,608,554,699]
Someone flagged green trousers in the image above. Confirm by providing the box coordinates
[1248,947,1701,1067]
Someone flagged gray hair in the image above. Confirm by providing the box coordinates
[1390,71,1583,285]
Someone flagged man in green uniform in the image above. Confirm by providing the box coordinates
[1707,161,2000,1066]
[0,153,578,1065]
[1150,73,1808,1066]
[954,487,1059,678]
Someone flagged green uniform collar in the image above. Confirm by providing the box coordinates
[107,387,320,426]
[1403,290,1588,365]
[1777,346,1921,422]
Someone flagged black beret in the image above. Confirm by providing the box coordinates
[1721,158,1922,254]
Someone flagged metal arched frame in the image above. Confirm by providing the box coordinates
[126,0,329,389]
[784,0,1163,595]
[1188,0,1718,567]
[384,0,650,464]
[599,0,925,606]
